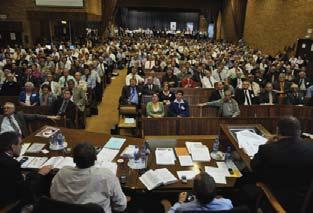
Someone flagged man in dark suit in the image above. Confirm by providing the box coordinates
[0,102,59,137]
[259,82,279,104]
[51,89,77,128]
[0,73,20,96]
[230,70,245,89]
[119,78,142,105]
[251,116,313,212]
[142,76,160,95]
[273,73,291,94]
[235,81,258,105]
[295,71,311,92]
[0,132,52,209]
[209,82,225,101]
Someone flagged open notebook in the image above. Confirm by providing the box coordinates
[139,168,178,190]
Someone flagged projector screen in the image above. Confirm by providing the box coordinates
[35,0,84,7]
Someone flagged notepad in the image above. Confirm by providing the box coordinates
[175,147,189,156]
[178,155,193,166]
[190,146,211,162]
[104,137,126,150]
[155,148,176,165]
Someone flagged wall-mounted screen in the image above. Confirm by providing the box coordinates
[35,0,84,7]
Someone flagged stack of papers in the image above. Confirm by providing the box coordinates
[42,156,75,169]
[139,168,178,190]
[186,142,211,162]
[26,143,46,153]
[155,148,176,165]
[104,137,126,150]
[236,130,267,158]
[204,161,242,184]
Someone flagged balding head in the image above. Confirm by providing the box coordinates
[277,116,301,137]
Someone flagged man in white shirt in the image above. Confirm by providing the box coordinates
[125,67,144,86]
[50,142,127,213]
[200,70,217,88]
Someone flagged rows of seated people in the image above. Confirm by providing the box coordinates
[0,42,126,128]
[117,36,312,119]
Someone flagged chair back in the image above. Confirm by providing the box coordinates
[32,197,104,213]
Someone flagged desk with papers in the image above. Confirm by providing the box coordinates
[21,126,243,192]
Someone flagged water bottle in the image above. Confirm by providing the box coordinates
[133,145,140,161]
[212,136,220,153]
[225,146,232,162]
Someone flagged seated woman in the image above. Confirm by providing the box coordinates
[39,84,57,106]
[19,81,40,107]
[159,82,175,105]
[146,93,165,118]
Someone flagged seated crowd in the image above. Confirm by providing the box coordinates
[116,35,312,118]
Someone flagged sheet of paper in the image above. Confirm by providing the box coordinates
[27,157,48,169]
[35,127,59,138]
[20,143,31,156]
[104,137,126,150]
[16,156,35,168]
[236,130,267,157]
[26,143,46,153]
[155,148,176,165]
[177,170,198,180]
[205,166,227,184]
[216,161,242,178]
[178,155,193,166]
[190,146,211,162]
[124,118,135,124]
[55,157,75,169]
[97,148,120,162]
[120,145,136,158]
[42,156,64,168]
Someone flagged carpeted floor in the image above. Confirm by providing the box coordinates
[85,68,127,134]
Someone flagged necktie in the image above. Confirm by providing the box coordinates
[208,77,213,87]
[218,73,222,81]
[269,92,273,104]
[58,100,69,115]
[149,85,152,90]
[220,90,224,98]
[8,116,20,134]
[245,90,251,105]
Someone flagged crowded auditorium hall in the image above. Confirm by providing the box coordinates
[0,0,313,212]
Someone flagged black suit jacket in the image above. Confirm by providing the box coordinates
[0,112,47,137]
[0,153,44,208]
[295,77,312,89]
[251,137,313,212]
[0,81,20,96]
[119,86,142,105]
[259,91,279,104]
[209,90,222,101]
[234,89,258,105]
[142,84,160,95]
[51,98,76,122]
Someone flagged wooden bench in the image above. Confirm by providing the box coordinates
[142,117,313,136]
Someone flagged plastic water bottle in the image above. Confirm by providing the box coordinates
[133,145,140,161]
[212,136,220,153]
[225,146,232,161]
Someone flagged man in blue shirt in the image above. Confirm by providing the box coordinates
[169,90,190,117]
[169,172,233,212]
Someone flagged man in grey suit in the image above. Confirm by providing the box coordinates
[0,102,59,137]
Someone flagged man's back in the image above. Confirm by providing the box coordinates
[50,166,127,213]
[251,137,313,211]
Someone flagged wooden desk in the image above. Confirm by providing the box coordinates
[23,127,238,192]
[219,124,272,171]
